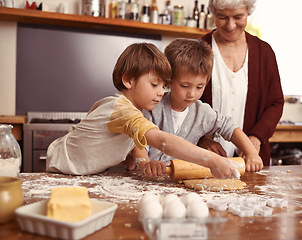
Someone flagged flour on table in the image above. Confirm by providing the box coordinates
[19,173,250,205]
[19,170,301,209]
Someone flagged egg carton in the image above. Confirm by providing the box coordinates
[140,216,227,240]
[207,197,287,218]
[138,193,227,240]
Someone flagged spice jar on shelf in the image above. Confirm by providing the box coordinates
[125,0,139,21]
[0,125,22,178]
[172,5,184,26]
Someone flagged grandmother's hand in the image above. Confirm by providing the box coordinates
[198,136,227,157]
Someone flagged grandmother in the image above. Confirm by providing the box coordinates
[199,0,284,170]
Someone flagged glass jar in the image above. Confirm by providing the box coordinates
[82,0,105,17]
[172,5,184,26]
[0,125,22,177]
[117,1,126,19]
[125,0,139,21]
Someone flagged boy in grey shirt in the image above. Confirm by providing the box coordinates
[126,38,263,175]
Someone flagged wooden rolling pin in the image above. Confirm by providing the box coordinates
[166,157,245,180]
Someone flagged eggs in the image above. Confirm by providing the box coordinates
[186,199,209,218]
[138,193,209,220]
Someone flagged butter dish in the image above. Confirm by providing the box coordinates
[15,199,117,240]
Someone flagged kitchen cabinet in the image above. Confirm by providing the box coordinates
[270,125,302,143]
[0,6,209,38]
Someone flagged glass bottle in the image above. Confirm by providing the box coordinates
[192,0,199,28]
[140,0,150,23]
[150,0,159,24]
[199,4,206,29]
[109,0,118,18]
[0,125,22,178]
[162,0,172,25]
[206,9,215,30]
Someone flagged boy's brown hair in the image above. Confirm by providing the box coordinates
[164,38,213,82]
[113,42,172,91]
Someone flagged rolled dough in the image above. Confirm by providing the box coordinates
[182,179,247,192]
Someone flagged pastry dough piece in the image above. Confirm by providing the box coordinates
[47,186,91,222]
[183,179,246,192]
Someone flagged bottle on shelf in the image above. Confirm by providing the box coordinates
[150,0,159,24]
[206,9,215,30]
[116,0,126,19]
[162,0,172,25]
[125,0,139,21]
[199,4,206,29]
[192,0,199,28]
[172,5,184,26]
[109,0,118,18]
[140,0,150,23]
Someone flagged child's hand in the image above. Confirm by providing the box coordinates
[140,160,166,177]
[208,157,241,179]
[124,154,137,171]
[244,154,263,172]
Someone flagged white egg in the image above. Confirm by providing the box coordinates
[181,192,202,207]
[161,194,179,207]
[186,199,209,219]
[139,200,163,219]
[163,199,186,219]
[137,193,160,210]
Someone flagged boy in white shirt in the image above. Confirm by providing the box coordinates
[46,42,240,178]
[126,39,263,175]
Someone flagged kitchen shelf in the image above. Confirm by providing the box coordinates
[0,6,210,38]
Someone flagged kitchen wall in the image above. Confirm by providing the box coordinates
[1,0,301,122]
[0,0,209,115]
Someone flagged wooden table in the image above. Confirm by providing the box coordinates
[1,165,301,240]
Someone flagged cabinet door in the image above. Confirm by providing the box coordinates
[33,150,47,172]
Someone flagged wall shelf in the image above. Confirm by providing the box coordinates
[0,7,210,38]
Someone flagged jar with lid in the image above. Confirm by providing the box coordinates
[172,5,184,26]
[82,0,105,17]
[117,0,127,19]
[0,125,22,178]
[125,0,139,21]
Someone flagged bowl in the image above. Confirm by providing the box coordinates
[15,199,117,240]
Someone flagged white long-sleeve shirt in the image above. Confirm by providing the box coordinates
[46,93,157,175]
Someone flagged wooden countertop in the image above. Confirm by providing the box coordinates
[0,115,26,124]
[270,124,302,142]
[1,165,301,240]
[0,115,26,141]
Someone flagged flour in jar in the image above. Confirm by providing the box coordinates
[0,157,20,177]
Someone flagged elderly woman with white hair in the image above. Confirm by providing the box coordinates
[199,0,284,171]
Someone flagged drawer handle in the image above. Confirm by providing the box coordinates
[39,156,47,161]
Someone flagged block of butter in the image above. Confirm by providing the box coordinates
[47,186,91,222]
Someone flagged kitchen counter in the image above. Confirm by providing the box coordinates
[0,115,26,141]
[270,124,302,142]
[1,165,301,240]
